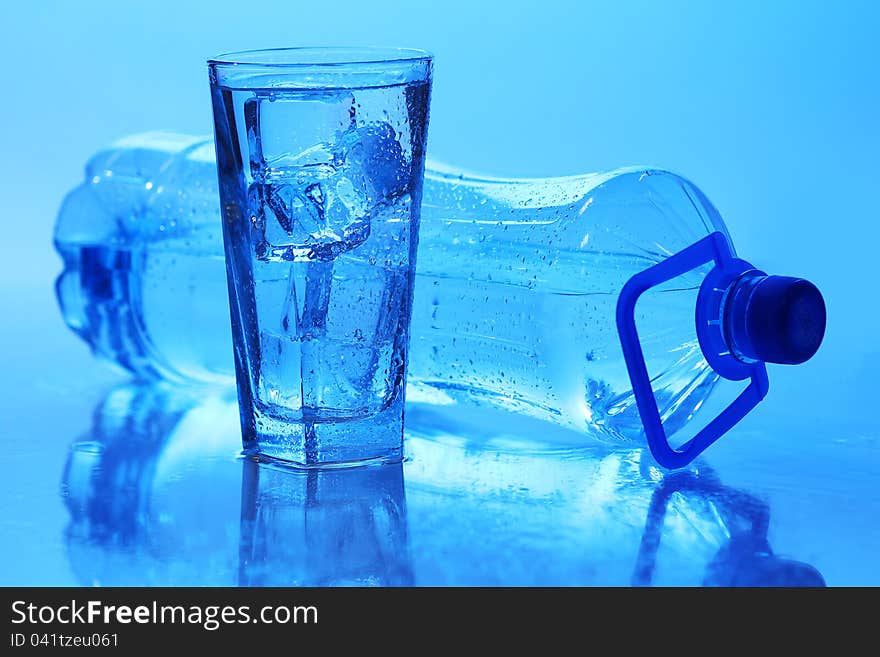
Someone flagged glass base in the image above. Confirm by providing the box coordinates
[244,399,404,469]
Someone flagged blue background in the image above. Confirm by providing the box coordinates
[0,0,878,585]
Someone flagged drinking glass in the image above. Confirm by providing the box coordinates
[209,47,432,466]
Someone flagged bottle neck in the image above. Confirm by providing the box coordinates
[720,271,826,366]
[721,271,766,364]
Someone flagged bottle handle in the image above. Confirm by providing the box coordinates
[616,232,769,469]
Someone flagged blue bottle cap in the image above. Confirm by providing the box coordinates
[617,232,826,469]
[728,276,826,365]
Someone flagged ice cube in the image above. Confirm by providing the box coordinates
[245,92,411,263]
[335,121,410,203]
[248,166,372,262]
[245,94,350,181]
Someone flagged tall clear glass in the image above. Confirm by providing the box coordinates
[208,47,432,466]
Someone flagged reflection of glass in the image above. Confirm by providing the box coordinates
[60,383,412,586]
[239,462,412,586]
[631,467,825,586]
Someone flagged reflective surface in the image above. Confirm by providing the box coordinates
[48,383,828,586]
[3,282,879,585]
[62,385,414,586]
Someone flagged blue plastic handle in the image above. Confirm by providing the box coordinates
[616,232,769,469]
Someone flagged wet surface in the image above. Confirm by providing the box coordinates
[1,282,877,586]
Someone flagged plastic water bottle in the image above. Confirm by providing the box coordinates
[55,132,826,466]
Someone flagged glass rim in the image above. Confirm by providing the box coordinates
[207,46,433,68]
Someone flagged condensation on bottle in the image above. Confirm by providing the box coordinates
[54,132,813,447]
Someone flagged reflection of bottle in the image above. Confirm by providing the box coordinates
[61,384,242,585]
[404,412,824,586]
[239,462,412,586]
[631,467,825,586]
[60,383,412,586]
[54,133,825,458]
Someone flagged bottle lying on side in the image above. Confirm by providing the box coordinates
[55,132,825,466]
